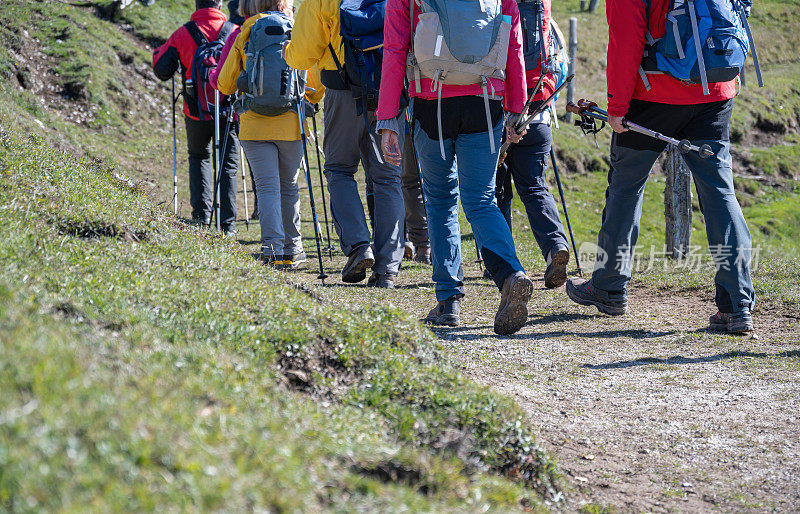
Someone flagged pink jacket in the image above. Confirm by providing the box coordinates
[376,0,527,121]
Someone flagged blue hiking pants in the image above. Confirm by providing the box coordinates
[414,119,525,301]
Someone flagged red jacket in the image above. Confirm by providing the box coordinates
[377,0,527,121]
[606,0,736,117]
[526,0,555,102]
[152,8,231,119]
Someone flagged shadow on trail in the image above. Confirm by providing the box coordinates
[583,349,800,370]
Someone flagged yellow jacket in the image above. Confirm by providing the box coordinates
[284,0,344,72]
[216,13,324,142]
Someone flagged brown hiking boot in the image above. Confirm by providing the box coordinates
[367,272,396,289]
[544,245,569,289]
[566,277,628,316]
[494,271,534,335]
[709,310,754,334]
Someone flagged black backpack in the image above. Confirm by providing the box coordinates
[184,21,235,120]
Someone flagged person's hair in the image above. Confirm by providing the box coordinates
[238,0,291,19]
[196,0,223,10]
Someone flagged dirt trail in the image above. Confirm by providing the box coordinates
[435,281,800,512]
[288,253,800,512]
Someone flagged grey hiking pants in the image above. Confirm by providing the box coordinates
[592,99,755,314]
[240,139,303,257]
[323,88,405,276]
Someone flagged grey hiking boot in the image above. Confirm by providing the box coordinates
[282,251,307,270]
[709,310,754,334]
[424,295,461,327]
[414,246,431,265]
[494,271,534,335]
[367,272,395,289]
[566,277,628,316]
[342,245,375,283]
[544,244,570,289]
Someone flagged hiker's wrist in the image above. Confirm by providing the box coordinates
[376,117,401,136]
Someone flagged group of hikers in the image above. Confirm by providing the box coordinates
[153,0,758,336]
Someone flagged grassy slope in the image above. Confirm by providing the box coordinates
[0,132,562,510]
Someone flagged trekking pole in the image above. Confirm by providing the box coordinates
[549,146,583,277]
[311,108,334,259]
[214,89,222,233]
[239,146,250,231]
[498,75,574,163]
[296,72,328,285]
[210,103,235,230]
[566,99,715,158]
[171,76,179,216]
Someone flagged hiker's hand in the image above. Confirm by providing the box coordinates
[609,115,628,134]
[505,125,526,144]
[381,130,402,167]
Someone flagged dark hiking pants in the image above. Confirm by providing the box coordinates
[497,120,568,259]
[185,116,239,229]
[592,99,755,314]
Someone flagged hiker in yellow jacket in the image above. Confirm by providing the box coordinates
[283,0,407,289]
[216,0,323,269]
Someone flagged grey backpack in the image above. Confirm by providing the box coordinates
[407,0,511,157]
[239,12,305,116]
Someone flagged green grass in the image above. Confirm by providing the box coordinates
[0,132,561,510]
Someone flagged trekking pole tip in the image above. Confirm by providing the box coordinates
[700,144,714,158]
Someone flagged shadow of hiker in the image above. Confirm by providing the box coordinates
[583,349,800,370]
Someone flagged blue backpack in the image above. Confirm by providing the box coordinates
[640,0,762,95]
[329,0,386,114]
[518,0,547,73]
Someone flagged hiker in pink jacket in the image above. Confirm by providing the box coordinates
[376,0,533,336]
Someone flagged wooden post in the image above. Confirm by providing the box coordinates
[566,17,578,123]
[587,0,601,12]
[664,147,693,258]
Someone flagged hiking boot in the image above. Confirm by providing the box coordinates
[414,246,431,265]
[709,310,754,334]
[222,226,236,238]
[494,271,534,335]
[262,254,285,270]
[544,245,570,289]
[566,278,628,316]
[404,242,415,260]
[367,272,395,289]
[283,251,307,270]
[342,245,375,283]
[424,295,461,327]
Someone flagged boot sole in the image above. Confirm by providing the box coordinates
[424,314,460,327]
[709,321,754,334]
[494,275,534,336]
[566,280,628,316]
[544,249,570,289]
[342,257,375,283]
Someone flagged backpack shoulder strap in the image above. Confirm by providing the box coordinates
[217,21,235,44]
[184,21,208,48]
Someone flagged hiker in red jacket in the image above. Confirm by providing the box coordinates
[152,0,239,235]
[566,0,756,334]
[377,0,534,335]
